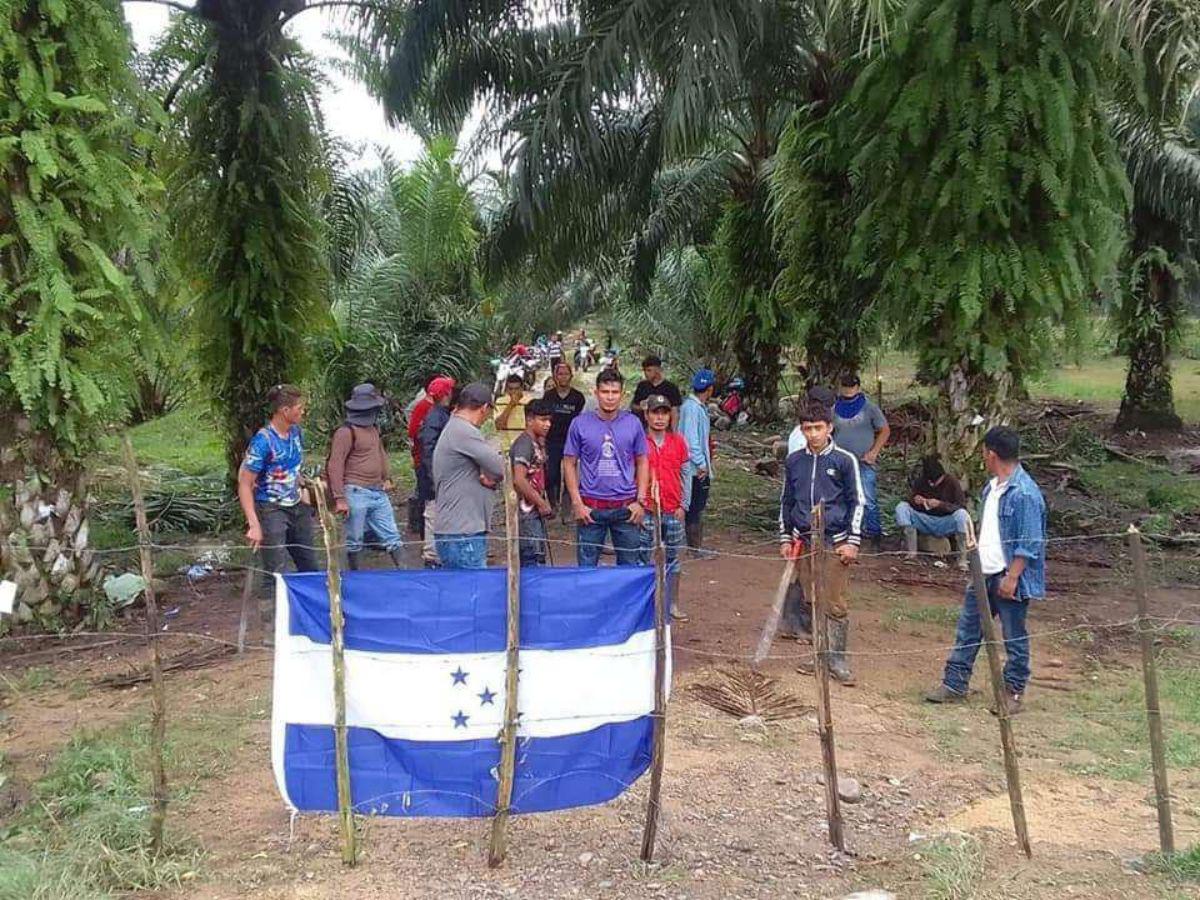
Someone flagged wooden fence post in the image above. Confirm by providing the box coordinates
[313,480,357,866]
[810,504,846,852]
[641,481,669,861]
[489,460,522,867]
[1127,524,1175,855]
[122,437,168,855]
[964,521,1032,858]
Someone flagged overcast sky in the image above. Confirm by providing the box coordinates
[122,3,425,167]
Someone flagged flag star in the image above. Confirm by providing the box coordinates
[452,710,470,728]
[478,687,496,706]
[451,666,469,686]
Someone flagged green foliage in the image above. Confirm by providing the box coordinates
[844,0,1129,396]
[163,9,331,475]
[1147,844,1200,882]
[0,0,154,463]
[315,139,489,426]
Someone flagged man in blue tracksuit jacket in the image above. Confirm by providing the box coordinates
[778,401,865,684]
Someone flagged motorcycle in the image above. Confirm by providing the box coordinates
[710,376,749,427]
[598,347,620,372]
[574,340,595,372]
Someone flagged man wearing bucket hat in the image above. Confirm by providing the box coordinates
[679,368,717,557]
[328,383,404,569]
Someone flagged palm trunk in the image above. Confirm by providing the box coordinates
[1116,206,1183,432]
[734,335,782,423]
[932,359,1013,492]
[1,468,98,630]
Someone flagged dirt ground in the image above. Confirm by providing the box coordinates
[4,522,1200,899]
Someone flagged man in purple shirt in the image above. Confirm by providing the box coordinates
[563,368,650,566]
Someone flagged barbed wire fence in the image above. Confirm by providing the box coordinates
[2,497,1199,872]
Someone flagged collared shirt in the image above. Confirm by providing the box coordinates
[977,477,1009,574]
[976,464,1048,599]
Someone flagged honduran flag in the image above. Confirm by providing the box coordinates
[271,566,669,817]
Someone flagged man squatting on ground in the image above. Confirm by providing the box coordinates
[563,367,650,566]
[238,385,319,608]
[926,427,1047,716]
[510,398,554,566]
[679,368,716,557]
[327,383,404,569]
[640,393,690,620]
[432,383,506,570]
[778,402,865,685]
[895,455,970,569]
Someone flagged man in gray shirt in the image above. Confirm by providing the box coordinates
[833,373,890,551]
[432,382,506,569]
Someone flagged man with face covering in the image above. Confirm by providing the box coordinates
[328,383,404,569]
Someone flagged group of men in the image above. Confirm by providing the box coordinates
[237,355,1047,715]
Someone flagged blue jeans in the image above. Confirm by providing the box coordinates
[639,513,685,612]
[344,484,403,553]
[576,506,641,567]
[434,533,489,570]
[895,502,969,538]
[859,463,882,537]
[518,514,548,566]
[943,574,1030,695]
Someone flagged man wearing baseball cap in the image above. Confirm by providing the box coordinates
[679,368,717,557]
[640,393,690,620]
[407,375,455,537]
[416,378,457,567]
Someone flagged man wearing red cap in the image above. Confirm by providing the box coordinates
[416,377,456,567]
[407,375,454,542]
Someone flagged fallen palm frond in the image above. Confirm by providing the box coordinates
[690,666,812,721]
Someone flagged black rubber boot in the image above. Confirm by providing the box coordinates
[389,547,404,568]
[827,616,855,685]
[779,582,812,640]
[685,522,701,551]
[347,551,361,570]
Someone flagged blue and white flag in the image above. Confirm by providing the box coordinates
[271,566,669,818]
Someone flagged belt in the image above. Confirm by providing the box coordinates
[582,496,635,510]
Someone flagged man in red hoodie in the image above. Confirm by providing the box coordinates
[639,394,690,621]
[406,375,454,534]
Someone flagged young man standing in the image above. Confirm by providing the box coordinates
[238,384,319,595]
[832,374,889,551]
[787,385,837,454]
[640,394,690,620]
[564,368,649,566]
[895,456,971,568]
[778,402,864,684]
[632,355,683,427]
[416,382,456,567]
[328,383,403,569]
[547,331,565,371]
[926,427,1047,716]
[495,372,528,450]
[510,398,554,566]
[432,383,506,570]
[678,369,716,557]
[544,362,586,516]
[408,376,454,536]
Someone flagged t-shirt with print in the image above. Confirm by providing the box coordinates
[563,410,647,503]
[546,387,586,447]
[243,425,304,506]
[509,433,548,516]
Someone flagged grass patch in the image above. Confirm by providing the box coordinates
[1055,661,1200,781]
[1077,462,1200,519]
[1146,844,1200,882]
[0,696,263,900]
[99,406,225,477]
[882,604,960,632]
[1030,357,1200,423]
[920,834,984,900]
[707,462,780,534]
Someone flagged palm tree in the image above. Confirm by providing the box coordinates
[1,0,154,628]
[375,0,883,419]
[1107,4,1200,430]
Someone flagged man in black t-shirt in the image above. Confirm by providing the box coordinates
[631,355,683,428]
[544,362,586,515]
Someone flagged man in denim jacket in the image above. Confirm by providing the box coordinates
[926,426,1046,716]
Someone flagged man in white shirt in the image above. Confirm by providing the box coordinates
[925,427,1047,716]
